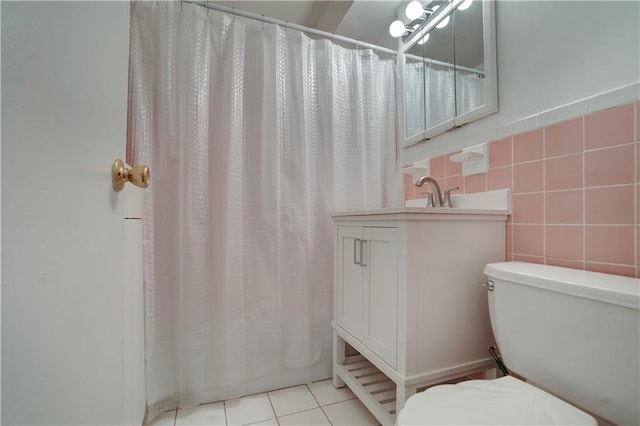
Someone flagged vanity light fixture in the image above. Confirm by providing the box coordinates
[405,1,427,20]
[388,0,473,42]
[458,0,474,10]
[389,19,408,37]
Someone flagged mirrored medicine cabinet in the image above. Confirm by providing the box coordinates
[399,0,498,148]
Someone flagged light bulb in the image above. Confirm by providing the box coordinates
[417,33,430,45]
[389,20,406,38]
[458,0,473,10]
[436,15,450,29]
[405,1,425,20]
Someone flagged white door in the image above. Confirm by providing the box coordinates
[2,2,144,424]
[336,226,364,339]
[362,227,398,368]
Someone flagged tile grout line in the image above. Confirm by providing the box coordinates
[582,116,587,269]
[223,400,228,426]
[510,136,514,259]
[305,384,333,425]
[265,391,281,426]
[542,127,547,264]
[633,102,640,278]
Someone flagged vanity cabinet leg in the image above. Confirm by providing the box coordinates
[485,367,497,379]
[396,384,407,413]
[332,331,346,388]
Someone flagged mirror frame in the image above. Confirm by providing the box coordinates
[399,0,497,148]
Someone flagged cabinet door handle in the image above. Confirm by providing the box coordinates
[360,239,367,267]
[353,238,361,265]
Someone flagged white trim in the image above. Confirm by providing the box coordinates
[500,82,640,141]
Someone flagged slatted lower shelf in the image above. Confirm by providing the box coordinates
[335,356,397,425]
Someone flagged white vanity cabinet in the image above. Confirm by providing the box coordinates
[331,208,507,425]
[336,225,399,368]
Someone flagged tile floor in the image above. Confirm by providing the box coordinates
[148,379,379,426]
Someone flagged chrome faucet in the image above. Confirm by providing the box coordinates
[415,176,443,207]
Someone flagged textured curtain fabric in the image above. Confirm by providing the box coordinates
[127,1,399,421]
[456,70,486,116]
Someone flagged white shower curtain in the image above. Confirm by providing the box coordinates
[127,1,399,420]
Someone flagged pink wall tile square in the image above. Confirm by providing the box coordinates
[545,225,583,260]
[513,161,543,194]
[637,143,640,183]
[585,103,635,150]
[506,224,513,254]
[506,253,513,261]
[436,177,445,193]
[545,118,583,158]
[403,173,413,185]
[513,129,543,163]
[513,193,544,224]
[513,224,544,257]
[489,137,512,168]
[545,189,583,224]
[404,184,415,201]
[512,254,544,264]
[464,173,487,193]
[585,144,634,187]
[585,185,635,225]
[585,262,636,278]
[546,258,584,270]
[585,225,634,265]
[545,153,583,191]
[636,102,639,140]
[445,175,463,193]
[446,152,462,176]
[431,155,445,178]
[487,166,512,191]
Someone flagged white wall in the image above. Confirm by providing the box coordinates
[402,0,640,163]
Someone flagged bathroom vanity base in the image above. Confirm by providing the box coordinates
[333,324,496,426]
[331,208,508,425]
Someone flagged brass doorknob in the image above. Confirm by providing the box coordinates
[112,159,150,192]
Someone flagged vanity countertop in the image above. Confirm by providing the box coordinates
[332,206,509,218]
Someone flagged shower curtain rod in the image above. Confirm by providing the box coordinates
[404,52,485,76]
[183,0,398,56]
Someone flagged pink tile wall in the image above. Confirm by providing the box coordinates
[404,101,639,278]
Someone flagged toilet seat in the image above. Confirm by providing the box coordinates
[396,376,597,425]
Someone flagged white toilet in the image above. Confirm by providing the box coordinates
[397,262,640,425]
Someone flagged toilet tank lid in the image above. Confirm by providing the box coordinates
[484,262,640,310]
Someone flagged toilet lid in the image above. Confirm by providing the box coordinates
[396,376,597,425]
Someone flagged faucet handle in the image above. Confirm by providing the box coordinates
[443,186,460,208]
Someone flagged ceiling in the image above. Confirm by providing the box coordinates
[211,0,404,50]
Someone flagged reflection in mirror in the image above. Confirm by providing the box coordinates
[454,0,485,117]
[404,0,455,139]
[400,0,497,148]
[405,50,426,140]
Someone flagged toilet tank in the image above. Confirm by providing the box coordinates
[484,262,640,426]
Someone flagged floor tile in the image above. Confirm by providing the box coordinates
[278,408,331,426]
[245,419,278,426]
[268,385,319,417]
[225,393,274,425]
[175,402,226,426]
[308,379,356,406]
[148,410,176,426]
[322,399,379,426]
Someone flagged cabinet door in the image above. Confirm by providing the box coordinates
[362,227,398,368]
[336,226,364,339]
